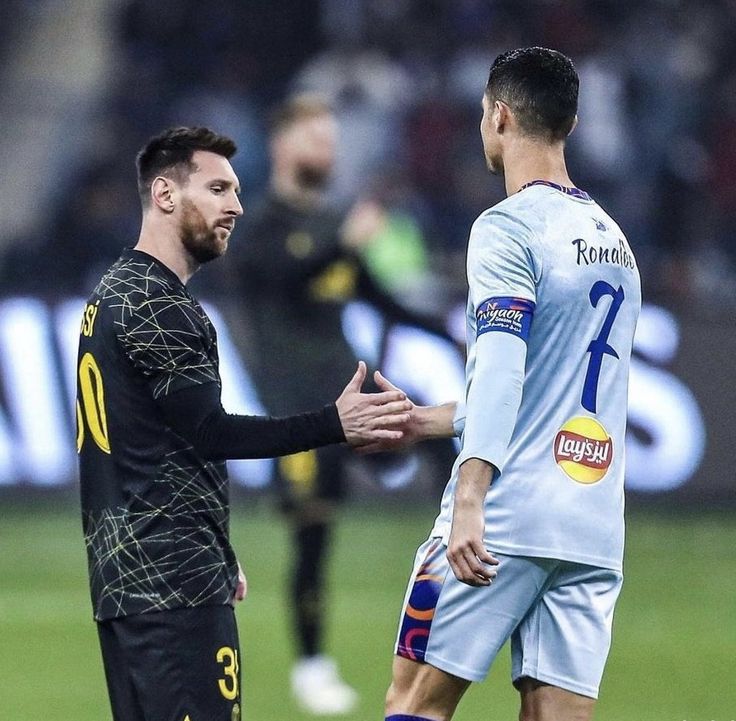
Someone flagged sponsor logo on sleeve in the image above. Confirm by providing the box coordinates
[476,297,535,341]
[553,416,613,484]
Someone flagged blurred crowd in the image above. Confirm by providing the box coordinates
[4,0,736,309]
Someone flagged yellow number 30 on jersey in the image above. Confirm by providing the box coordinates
[76,352,111,454]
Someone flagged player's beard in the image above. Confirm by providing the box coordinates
[296,162,331,191]
[179,198,228,264]
[484,147,504,175]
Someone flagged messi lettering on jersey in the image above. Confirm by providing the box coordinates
[476,297,535,341]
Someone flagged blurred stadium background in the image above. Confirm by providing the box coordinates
[1,0,735,719]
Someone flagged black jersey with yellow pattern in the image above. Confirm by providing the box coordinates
[77,248,237,621]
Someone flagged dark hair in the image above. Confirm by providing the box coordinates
[485,47,578,142]
[268,93,333,136]
[135,126,237,205]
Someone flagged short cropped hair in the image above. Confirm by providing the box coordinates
[485,47,578,142]
[135,126,237,206]
[268,94,333,136]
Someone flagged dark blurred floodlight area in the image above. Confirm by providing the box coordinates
[0,0,734,498]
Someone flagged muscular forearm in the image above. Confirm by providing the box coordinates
[414,402,459,440]
[455,457,495,508]
[447,456,498,587]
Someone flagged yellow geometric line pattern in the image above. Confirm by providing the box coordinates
[81,254,235,621]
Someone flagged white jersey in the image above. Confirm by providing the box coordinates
[431,181,641,570]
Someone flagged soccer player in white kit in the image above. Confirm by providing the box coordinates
[372,47,641,721]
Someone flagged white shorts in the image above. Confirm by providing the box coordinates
[394,537,623,699]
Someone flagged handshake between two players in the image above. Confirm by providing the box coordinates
[333,360,415,449]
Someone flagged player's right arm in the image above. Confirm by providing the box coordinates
[120,291,410,459]
[156,361,411,459]
[355,371,501,585]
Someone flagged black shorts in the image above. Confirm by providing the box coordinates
[97,605,241,721]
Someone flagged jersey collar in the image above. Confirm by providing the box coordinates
[519,179,592,201]
[125,248,187,289]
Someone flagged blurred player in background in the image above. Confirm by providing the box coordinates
[76,126,411,721]
[366,47,641,721]
[230,95,451,715]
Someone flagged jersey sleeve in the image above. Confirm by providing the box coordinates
[452,401,466,437]
[119,292,220,399]
[157,382,345,460]
[457,209,540,472]
[466,209,540,306]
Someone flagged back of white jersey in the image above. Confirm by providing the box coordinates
[431,182,641,570]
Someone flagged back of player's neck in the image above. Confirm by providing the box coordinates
[503,140,571,196]
[505,163,572,196]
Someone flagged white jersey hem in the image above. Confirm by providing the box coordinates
[431,524,623,572]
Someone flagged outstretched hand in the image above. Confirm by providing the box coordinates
[353,370,420,454]
[335,362,412,447]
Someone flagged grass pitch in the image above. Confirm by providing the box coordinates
[1,500,734,720]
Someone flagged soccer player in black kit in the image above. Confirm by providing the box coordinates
[232,96,452,714]
[76,127,411,721]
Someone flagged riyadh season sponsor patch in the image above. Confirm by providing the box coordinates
[476,296,535,341]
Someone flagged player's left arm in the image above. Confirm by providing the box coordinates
[449,209,540,586]
[447,457,499,586]
[449,328,528,586]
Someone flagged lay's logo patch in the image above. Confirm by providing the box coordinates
[476,297,535,341]
[554,416,613,484]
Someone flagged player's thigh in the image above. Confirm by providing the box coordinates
[511,562,623,701]
[97,619,146,721]
[395,539,555,683]
[517,677,596,721]
[386,655,471,721]
[107,605,242,721]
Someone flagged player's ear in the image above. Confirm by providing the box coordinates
[494,100,510,134]
[568,114,579,136]
[151,176,176,213]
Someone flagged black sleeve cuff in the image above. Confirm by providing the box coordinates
[321,403,346,444]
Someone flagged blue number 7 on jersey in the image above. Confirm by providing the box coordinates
[582,281,625,413]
